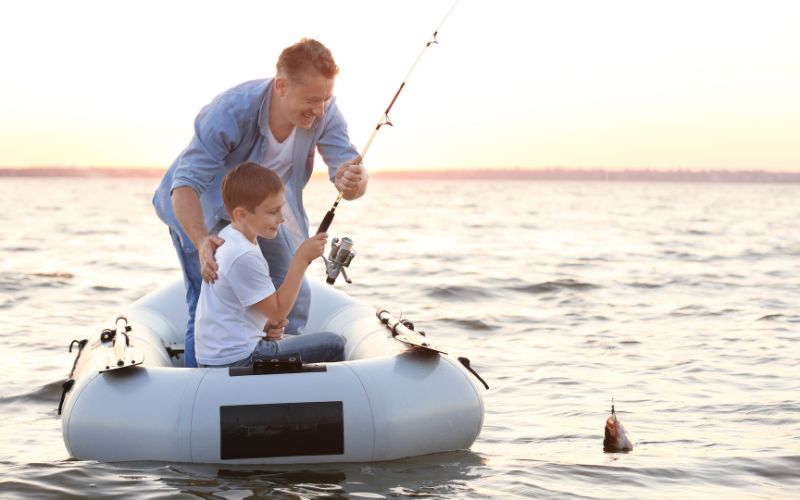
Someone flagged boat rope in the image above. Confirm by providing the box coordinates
[376,309,489,389]
[458,357,489,390]
[315,0,462,235]
[58,338,88,415]
[57,379,75,416]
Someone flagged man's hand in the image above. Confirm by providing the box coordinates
[172,186,225,283]
[199,235,225,283]
[335,156,368,200]
[265,319,288,341]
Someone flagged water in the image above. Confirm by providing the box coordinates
[1,176,798,498]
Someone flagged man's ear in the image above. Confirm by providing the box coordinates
[274,75,287,96]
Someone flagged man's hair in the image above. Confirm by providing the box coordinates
[221,162,284,215]
[276,38,339,83]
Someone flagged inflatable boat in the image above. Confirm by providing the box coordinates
[58,279,486,464]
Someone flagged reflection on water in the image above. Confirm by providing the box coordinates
[166,451,485,498]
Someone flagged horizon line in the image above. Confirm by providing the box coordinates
[1,166,799,182]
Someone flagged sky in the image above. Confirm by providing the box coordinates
[0,0,798,172]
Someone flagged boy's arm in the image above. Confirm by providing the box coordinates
[251,256,309,322]
[251,233,327,322]
[264,319,288,340]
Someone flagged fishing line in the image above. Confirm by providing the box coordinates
[315,0,461,234]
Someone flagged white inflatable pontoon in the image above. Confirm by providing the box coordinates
[59,279,486,464]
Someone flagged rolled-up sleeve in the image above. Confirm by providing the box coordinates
[171,98,244,195]
[316,99,360,182]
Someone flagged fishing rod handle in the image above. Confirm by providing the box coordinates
[316,209,335,234]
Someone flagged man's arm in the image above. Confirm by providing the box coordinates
[172,187,225,282]
[170,87,253,280]
[316,98,368,200]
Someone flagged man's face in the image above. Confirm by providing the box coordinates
[276,71,334,129]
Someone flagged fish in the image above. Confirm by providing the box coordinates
[603,402,633,452]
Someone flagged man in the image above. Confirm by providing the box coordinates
[153,38,367,367]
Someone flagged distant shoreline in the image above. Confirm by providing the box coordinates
[1,166,798,183]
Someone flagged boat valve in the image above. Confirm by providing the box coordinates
[323,236,355,285]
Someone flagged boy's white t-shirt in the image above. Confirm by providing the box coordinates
[195,224,276,365]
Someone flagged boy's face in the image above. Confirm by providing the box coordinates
[237,191,285,242]
[275,71,334,129]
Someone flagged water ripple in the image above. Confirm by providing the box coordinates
[512,280,598,294]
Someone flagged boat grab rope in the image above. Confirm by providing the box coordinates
[315,0,462,235]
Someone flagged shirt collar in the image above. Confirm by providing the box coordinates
[257,78,275,137]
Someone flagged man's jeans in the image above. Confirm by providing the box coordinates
[198,332,345,368]
[169,225,311,368]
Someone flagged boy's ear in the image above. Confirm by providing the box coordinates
[231,206,247,222]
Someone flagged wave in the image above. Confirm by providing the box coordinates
[0,380,65,406]
[0,272,74,291]
[88,285,124,292]
[31,272,74,279]
[2,246,38,252]
[756,314,800,323]
[426,285,490,301]
[669,305,742,317]
[627,281,664,289]
[441,318,494,331]
[512,279,598,294]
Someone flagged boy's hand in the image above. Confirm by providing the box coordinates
[265,319,288,341]
[335,156,366,200]
[297,233,328,265]
[200,235,225,283]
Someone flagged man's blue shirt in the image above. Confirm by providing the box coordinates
[153,78,358,253]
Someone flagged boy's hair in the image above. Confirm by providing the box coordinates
[221,162,284,215]
[276,38,339,83]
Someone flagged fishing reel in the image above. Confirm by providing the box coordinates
[323,236,356,285]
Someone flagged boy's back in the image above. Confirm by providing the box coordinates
[193,161,342,368]
[195,224,275,366]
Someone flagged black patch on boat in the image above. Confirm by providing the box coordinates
[220,402,344,459]
[228,353,327,376]
[227,364,327,376]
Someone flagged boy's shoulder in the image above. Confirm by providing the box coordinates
[216,226,263,270]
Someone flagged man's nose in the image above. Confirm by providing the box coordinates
[314,101,326,117]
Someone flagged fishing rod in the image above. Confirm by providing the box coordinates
[315,0,461,236]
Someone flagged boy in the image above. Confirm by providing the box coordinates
[194,162,345,368]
